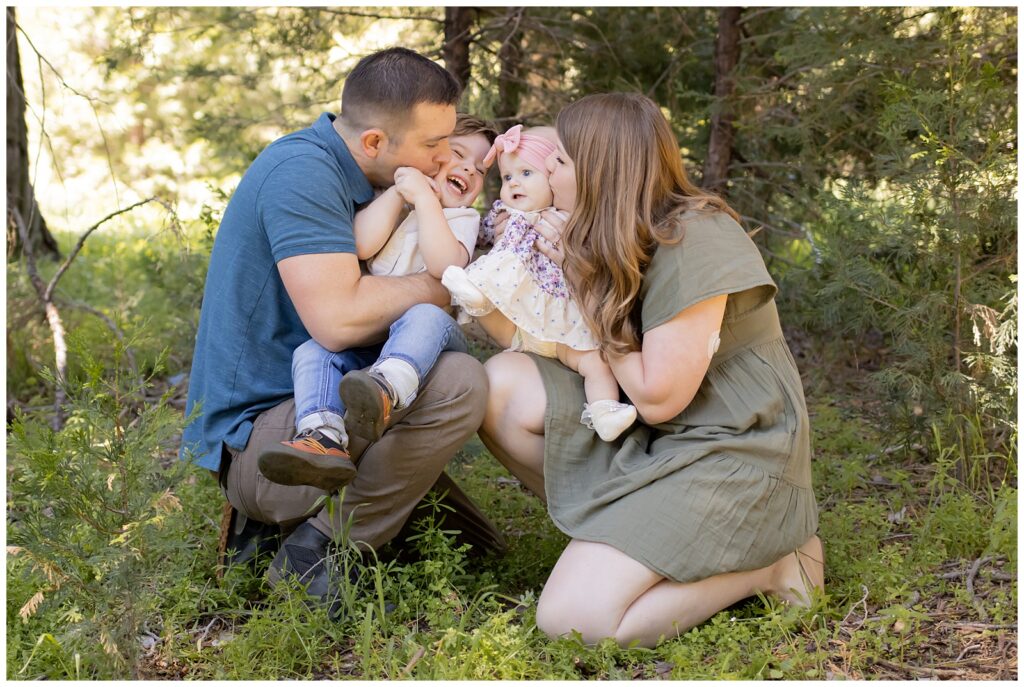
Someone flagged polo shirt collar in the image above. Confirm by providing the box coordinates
[314,112,374,205]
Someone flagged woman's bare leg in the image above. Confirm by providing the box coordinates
[478,351,548,499]
[537,535,825,648]
[480,352,826,647]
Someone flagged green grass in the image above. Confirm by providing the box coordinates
[7,225,208,404]
[6,231,1017,679]
[8,391,1017,679]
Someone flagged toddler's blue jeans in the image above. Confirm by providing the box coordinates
[292,304,468,435]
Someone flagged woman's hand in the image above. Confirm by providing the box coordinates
[534,208,568,265]
[491,207,509,240]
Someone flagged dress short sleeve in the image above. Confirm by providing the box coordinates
[640,211,777,332]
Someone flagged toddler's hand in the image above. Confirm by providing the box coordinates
[394,167,440,206]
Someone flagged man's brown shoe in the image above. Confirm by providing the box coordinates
[339,369,396,443]
[257,428,357,492]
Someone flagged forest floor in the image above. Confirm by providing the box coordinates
[7,320,1017,680]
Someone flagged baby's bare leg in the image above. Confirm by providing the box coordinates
[476,311,517,349]
[566,347,638,442]
[576,350,620,405]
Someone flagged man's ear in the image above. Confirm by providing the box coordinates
[359,129,388,159]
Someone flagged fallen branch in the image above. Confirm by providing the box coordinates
[954,621,1017,630]
[11,205,67,430]
[10,197,162,429]
[840,585,870,632]
[965,556,992,622]
[871,657,966,678]
[954,643,981,662]
[44,198,157,302]
[398,646,426,679]
[195,617,220,650]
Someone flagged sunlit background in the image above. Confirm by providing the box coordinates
[18,7,411,237]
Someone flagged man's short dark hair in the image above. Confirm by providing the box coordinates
[341,47,461,138]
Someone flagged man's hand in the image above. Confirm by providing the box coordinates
[394,167,440,207]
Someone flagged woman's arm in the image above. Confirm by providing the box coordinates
[394,168,470,277]
[607,294,727,425]
[353,186,405,260]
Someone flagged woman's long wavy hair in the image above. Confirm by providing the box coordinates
[557,92,740,357]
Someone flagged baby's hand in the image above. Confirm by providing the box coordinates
[394,167,440,206]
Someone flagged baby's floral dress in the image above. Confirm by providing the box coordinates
[461,199,597,352]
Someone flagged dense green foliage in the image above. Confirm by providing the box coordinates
[16,6,1016,453]
[7,334,192,677]
[6,5,1017,680]
[731,9,1017,454]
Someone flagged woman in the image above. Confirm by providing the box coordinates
[479,92,824,648]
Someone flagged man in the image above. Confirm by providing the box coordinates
[181,47,504,613]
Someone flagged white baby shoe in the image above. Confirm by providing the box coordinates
[441,266,494,316]
[581,400,638,442]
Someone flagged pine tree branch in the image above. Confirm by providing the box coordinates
[317,7,443,24]
[55,296,140,387]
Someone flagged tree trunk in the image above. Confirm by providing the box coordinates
[442,7,476,89]
[7,7,59,261]
[702,6,742,194]
[495,8,526,124]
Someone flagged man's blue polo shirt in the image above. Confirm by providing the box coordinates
[181,113,374,471]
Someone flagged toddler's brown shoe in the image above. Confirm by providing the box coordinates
[339,369,396,443]
[257,428,357,492]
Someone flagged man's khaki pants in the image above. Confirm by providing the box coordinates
[221,352,505,554]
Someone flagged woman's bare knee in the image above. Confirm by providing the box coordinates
[482,352,545,436]
[535,592,572,639]
[480,352,548,496]
[536,540,664,644]
[536,592,617,643]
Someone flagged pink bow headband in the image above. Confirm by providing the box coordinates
[483,124,556,174]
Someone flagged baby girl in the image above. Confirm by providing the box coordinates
[442,124,637,441]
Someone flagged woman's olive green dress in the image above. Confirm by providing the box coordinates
[530,211,818,583]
